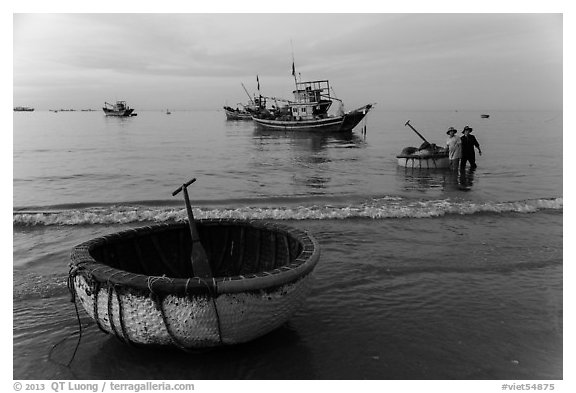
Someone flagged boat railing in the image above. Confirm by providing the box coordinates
[105,101,128,108]
[320,93,341,102]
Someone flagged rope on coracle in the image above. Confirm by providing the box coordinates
[48,266,85,370]
[61,265,135,367]
[153,277,185,350]
[106,271,133,345]
[65,266,83,366]
[67,263,225,352]
[148,275,224,350]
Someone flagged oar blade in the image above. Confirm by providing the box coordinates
[190,241,212,278]
[172,177,213,279]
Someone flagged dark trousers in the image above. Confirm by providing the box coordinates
[460,154,476,170]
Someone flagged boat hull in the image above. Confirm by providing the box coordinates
[69,220,320,349]
[397,155,450,169]
[103,108,135,117]
[224,108,253,120]
[253,104,372,132]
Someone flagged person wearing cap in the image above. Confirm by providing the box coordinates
[445,127,461,170]
[460,125,482,170]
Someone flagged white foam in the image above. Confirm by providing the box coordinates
[12,198,563,226]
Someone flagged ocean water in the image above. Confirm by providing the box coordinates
[12,109,562,380]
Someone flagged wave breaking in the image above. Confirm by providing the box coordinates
[13,197,562,226]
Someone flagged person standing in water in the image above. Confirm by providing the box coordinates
[460,125,482,170]
[445,127,461,170]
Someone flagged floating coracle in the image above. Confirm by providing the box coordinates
[397,120,450,169]
[396,148,450,169]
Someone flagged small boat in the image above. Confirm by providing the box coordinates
[223,105,253,120]
[224,95,267,121]
[397,146,450,169]
[103,101,135,117]
[481,114,490,118]
[69,179,320,349]
[397,120,449,169]
[224,83,267,121]
[166,109,171,115]
[251,70,372,133]
[14,106,34,112]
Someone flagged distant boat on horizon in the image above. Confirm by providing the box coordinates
[481,114,490,118]
[14,106,34,112]
[103,100,135,117]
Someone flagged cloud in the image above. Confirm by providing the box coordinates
[13,13,563,111]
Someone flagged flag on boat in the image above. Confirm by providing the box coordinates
[292,62,295,76]
[257,75,260,91]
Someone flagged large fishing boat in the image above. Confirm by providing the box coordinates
[14,106,34,112]
[252,75,372,133]
[102,100,135,117]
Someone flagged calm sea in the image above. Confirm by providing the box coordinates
[12,108,563,380]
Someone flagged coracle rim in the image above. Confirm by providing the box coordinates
[70,219,320,296]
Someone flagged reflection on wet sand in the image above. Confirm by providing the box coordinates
[85,322,315,380]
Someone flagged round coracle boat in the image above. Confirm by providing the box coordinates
[396,146,450,169]
[69,219,320,349]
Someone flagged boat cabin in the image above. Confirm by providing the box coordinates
[290,80,333,120]
[114,101,128,110]
[103,100,129,111]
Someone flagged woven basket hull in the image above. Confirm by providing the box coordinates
[69,219,320,349]
[397,156,450,169]
[72,273,313,347]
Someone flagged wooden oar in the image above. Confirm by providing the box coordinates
[404,120,431,145]
[172,178,213,278]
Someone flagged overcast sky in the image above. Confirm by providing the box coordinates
[13,13,562,111]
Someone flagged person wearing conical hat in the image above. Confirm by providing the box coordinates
[460,125,482,170]
[445,127,461,170]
